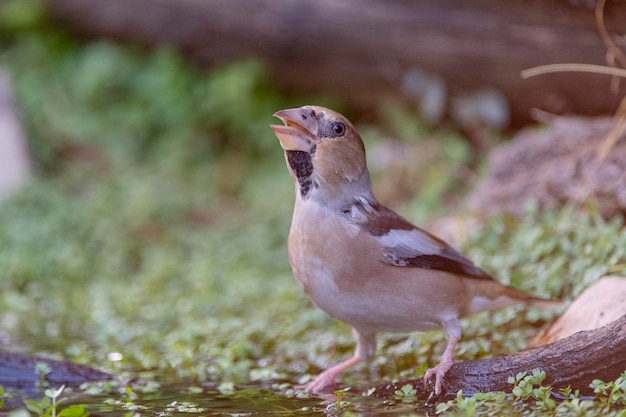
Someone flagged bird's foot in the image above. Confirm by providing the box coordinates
[297,355,361,394]
[423,329,459,397]
[423,361,453,396]
[296,370,340,394]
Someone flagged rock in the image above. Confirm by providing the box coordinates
[529,276,626,347]
[466,116,626,219]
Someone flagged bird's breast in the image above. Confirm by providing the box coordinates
[286,199,469,333]
[288,199,363,296]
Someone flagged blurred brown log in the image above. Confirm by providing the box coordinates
[0,350,113,389]
[45,0,626,127]
[0,350,113,409]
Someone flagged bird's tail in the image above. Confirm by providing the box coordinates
[466,280,563,315]
[526,295,564,310]
[504,284,564,310]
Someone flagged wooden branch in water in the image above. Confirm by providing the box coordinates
[0,350,113,389]
[370,314,626,401]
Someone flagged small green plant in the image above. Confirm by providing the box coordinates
[217,381,235,396]
[508,368,548,400]
[325,387,353,414]
[34,362,52,390]
[101,385,147,412]
[78,381,116,396]
[163,401,206,414]
[437,370,626,416]
[393,383,418,403]
[24,386,88,417]
[436,390,506,415]
[591,371,626,409]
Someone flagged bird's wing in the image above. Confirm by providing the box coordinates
[364,204,493,280]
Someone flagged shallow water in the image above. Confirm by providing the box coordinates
[3,382,432,417]
[90,386,430,417]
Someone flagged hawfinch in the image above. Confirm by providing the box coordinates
[270,105,558,395]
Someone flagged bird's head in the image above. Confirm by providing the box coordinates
[270,105,373,205]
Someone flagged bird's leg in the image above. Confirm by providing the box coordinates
[300,355,361,394]
[301,328,376,394]
[423,318,462,395]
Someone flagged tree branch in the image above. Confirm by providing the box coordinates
[370,314,626,401]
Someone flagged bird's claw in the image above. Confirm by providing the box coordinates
[423,364,446,396]
[296,372,338,394]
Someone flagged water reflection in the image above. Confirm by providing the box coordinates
[3,382,432,417]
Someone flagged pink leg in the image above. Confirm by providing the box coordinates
[301,355,362,393]
[423,318,462,395]
[301,328,376,394]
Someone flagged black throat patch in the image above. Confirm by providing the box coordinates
[286,151,313,197]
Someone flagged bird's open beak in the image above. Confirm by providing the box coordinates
[270,108,317,153]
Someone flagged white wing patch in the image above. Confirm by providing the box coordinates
[367,206,492,279]
[378,229,443,264]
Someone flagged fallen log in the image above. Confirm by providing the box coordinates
[45,0,626,127]
[370,314,626,401]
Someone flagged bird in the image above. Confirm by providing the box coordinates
[269,105,559,396]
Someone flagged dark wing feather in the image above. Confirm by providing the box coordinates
[362,203,493,281]
[402,245,493,280]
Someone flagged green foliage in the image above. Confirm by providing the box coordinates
[34,362,52,390]
[591,372,626,409]
[465,205,626,300]
[0,0,48,34]
[9,45,287,170]
[1,5,306,405]
[325,387,354,414]
[24,386,88,417]
[508,368,548,400]
[392,384,418,403]
[437,370,626,416]
[162,401,206,414]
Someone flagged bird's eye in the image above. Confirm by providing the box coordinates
[332,122,346,137]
